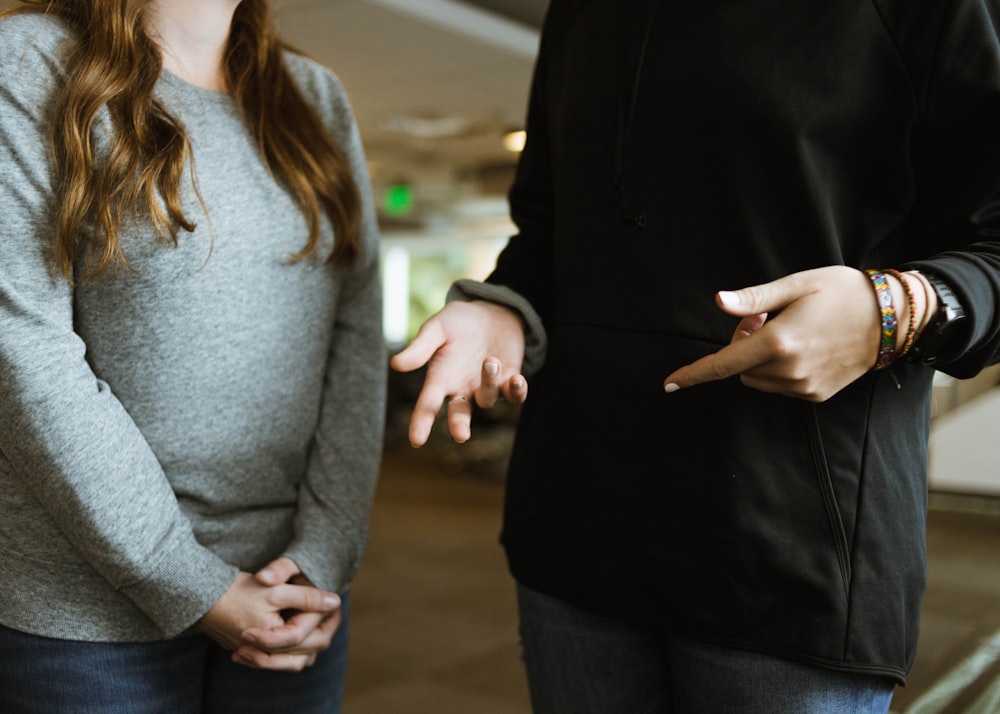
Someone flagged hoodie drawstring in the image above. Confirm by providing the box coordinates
[612,0,662,231]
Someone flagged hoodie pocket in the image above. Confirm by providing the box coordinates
[806,403,852,601]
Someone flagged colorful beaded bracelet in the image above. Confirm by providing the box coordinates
[866,269,897,370]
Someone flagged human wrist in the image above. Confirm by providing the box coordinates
[883,270,921,357]
[469,299,525,331]
[864,268,935,367]
[903,270,937,336]
[865,269,898,369]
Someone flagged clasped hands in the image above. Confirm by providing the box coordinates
[392,266,892,446]
[197,556,341,672]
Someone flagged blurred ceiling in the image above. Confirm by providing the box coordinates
[271,0,545,225]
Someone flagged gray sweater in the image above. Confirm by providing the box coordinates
[0,14,386,641]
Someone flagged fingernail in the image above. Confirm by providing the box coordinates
[485,361,498,376]
[664,382,680,394]
[239,652,255,664]
[242,632,258,644]
[512,377,524,389]
[323,594,340,608]
[718,291,740,307]
[259,569,275,582]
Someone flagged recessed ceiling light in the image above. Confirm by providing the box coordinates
[502,129,526,153]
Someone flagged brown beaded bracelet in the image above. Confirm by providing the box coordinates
[884,269,918,358]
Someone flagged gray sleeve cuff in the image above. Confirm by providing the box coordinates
[446,279,547,376]
[119,526,238,638]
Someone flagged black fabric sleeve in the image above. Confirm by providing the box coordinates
[483,2,561,322]
[900,0,1000,377]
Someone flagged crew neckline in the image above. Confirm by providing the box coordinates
[159,68,233,105]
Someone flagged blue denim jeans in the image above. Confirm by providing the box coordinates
[0,593,349,714]
[517,583,895,714]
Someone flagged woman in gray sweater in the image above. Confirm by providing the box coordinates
[0,0,385,711]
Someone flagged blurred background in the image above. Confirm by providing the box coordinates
[271,0,543,349]
[3,1,999,711]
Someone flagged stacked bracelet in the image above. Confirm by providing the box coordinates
[866,269,897,369]
[884,269,917,358]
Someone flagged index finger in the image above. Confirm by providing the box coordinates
[232,648,314,673]
[254,556,301,586]
[407,377,451,447]
[663,332,773,392]
[242,610,332,651]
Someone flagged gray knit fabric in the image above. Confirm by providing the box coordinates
[0,14,385,641]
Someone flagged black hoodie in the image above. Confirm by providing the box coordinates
[485,0,1000,684]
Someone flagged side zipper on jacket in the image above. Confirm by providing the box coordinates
[806,404,852,602]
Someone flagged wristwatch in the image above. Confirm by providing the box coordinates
[907,272,967,366]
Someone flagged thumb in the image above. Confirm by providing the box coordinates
[730,313,768,342]
[389,318,445,373]
[255,556,301,586]
[275,583,341,615]
[715,272,809,317]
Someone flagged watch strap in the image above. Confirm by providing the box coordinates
[907,272,966,366]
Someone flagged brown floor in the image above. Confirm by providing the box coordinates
[343,434,1000,713]
[343,438,528,713]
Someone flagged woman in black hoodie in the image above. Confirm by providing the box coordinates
[393,0,1000,711]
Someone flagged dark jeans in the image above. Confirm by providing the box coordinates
[517,583,895,714]
[0,593,350,714]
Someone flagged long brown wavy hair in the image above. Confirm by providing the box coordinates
[4,0,361,280]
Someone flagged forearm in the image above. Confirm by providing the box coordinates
[0,365,236,636]
[285,248,386,592]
